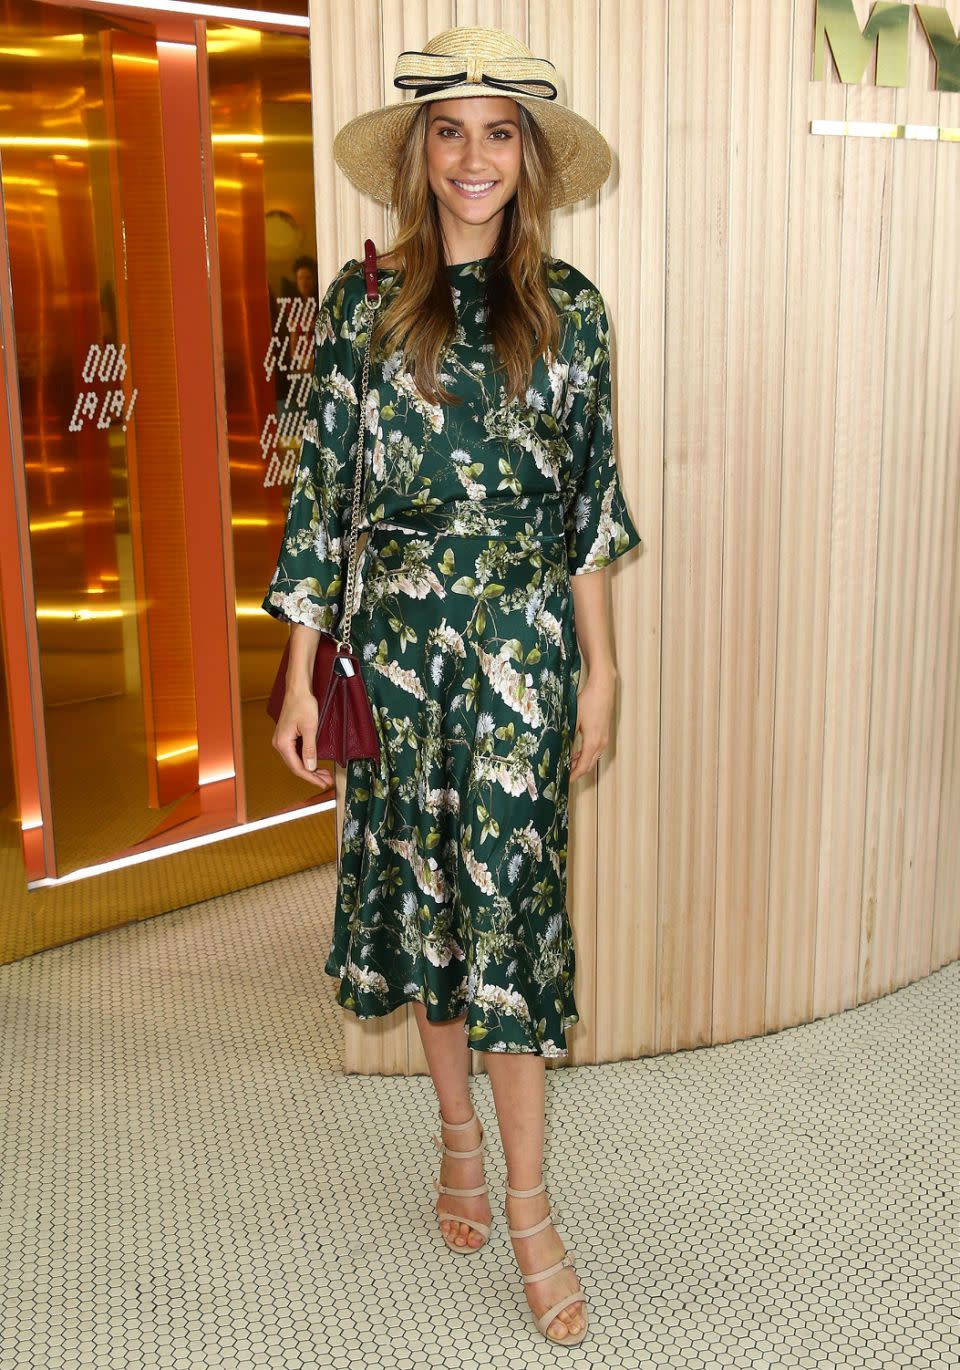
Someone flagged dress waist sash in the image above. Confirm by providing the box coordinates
[365,491,567,544]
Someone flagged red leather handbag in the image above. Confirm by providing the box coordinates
[266,238,383,768]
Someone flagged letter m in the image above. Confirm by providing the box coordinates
[813,0,911,87]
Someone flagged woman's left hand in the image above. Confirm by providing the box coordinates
[569,668,617,783]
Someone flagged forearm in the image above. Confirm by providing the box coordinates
[286,622,322,693]
[570,568,617,680]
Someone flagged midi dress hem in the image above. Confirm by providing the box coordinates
[322,958,581,1059]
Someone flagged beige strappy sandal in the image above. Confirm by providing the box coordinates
[431,1108,492,1252]
[505,1179,589,1345]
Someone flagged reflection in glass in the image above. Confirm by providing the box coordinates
[0,0,198,875]
[207,24,326,820]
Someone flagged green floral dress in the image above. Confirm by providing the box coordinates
[262,252,642,1056]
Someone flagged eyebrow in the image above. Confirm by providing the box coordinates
[430,114,520,130]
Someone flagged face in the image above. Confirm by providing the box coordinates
[424,96,522,250]
[295,266,316,297]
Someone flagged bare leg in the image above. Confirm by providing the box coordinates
[411,1002,491,1249]
[485,1054,587,1341]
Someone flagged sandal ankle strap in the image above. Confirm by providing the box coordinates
[507,1212,554,1239]
[434,1177,489,1198]
[433,1115,485,1158]
[432,1133,485,1159]
[438,1108,480,1131]
[521,1251,575,1284]
[505,1180,545,1198]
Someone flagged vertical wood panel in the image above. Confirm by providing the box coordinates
[593,0,664,1062]
[712,1,794,1044]
[308,0,960,1074]
[859,18,941,1003]
[766,0,845,1033]
[657,0,732,1053]
[814,7,894,1020]
[930,66,960,973]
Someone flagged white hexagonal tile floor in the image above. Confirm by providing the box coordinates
[1,864,957,1368]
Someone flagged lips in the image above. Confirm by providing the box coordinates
[450,179,498,199]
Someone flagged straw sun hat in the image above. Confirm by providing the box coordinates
[332,25,612,211]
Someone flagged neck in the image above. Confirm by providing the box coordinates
[438,211,503,268]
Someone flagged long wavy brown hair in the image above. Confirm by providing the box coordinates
[344,101,562,408]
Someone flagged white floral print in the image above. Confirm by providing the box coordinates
[262,253,641,1055]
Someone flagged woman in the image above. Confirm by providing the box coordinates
[262,26,641,1348]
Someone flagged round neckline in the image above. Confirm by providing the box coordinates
[445,255,494,272]
[353,255,495,278]
[354,255,494,275]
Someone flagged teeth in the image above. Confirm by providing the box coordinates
[453,180,495,191]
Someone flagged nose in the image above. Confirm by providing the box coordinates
[457,163,495,179]
[458,140,494,175]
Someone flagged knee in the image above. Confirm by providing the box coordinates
[412,1001,467,1025]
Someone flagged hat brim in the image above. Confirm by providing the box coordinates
[332,90,612,210]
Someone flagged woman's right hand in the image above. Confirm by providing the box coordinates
[271,688,334,788]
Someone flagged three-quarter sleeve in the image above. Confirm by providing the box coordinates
[561,293,642,576]
[261,266,362,632]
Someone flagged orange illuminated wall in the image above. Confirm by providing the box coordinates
[0,0,335,963]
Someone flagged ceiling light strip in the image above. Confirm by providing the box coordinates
[79,0,307,29]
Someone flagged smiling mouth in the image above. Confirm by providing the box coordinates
[450,179,499,198]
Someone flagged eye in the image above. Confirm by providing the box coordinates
[437,127,512,139]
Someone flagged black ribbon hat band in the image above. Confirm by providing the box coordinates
[393,49,559,102]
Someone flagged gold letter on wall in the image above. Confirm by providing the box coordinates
[813,0,911,88]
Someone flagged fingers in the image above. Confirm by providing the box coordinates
[569,729,608,783]
[274,729,334,788]
[569,716,584,774]
[301,745,336,786]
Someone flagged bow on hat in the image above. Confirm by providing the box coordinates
[393,49,559,101]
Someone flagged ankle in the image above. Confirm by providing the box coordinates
[439,1106,477,1129]
[506,1179,545,1199]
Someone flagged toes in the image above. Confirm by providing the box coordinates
[565,1304,586,1333]
[549,1304,583,1339]
[438,1206,489,1249]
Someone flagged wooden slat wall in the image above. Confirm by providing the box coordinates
[310,0,960,1075]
